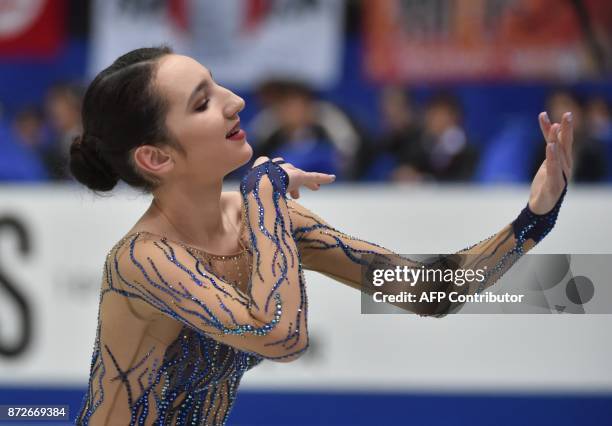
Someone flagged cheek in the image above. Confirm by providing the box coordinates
[172,115,220,151]
[184,115,216,141]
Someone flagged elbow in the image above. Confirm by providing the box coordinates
[428,312,449,319]
[260,330,309,363]
[264,342,309,363]
[417,300,465,318]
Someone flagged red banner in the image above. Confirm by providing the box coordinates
[363,0,612,82]
[0,0,66,57]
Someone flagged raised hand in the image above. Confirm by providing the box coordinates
[528,111,573,214]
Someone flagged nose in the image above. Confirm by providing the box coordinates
[224,92,245,119]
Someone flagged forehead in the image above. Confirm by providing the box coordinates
[155,54,210,102]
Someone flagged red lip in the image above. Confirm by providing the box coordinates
[227,128,246,141]
[225,121,241,138]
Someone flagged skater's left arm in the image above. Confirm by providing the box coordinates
[289,112,573,317]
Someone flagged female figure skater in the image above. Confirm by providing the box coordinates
[73,47,572,425]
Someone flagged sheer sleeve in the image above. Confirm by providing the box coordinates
[114,161,307,360]
[288,183,567,317]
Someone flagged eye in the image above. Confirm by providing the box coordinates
[195,99,210,112]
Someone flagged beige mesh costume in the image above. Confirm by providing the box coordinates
[77,160,566,425]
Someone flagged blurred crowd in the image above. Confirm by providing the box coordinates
[530,91,611,182]
[1,80,610,184]
[0,83,82,181]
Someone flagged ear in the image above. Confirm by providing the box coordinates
[133,145,174,178]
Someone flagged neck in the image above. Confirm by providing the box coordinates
[149,178,228,245]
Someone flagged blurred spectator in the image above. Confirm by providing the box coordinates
[391,92,479,182]
[585,96,612,144]
[364,86,422,181]
[44,82,84,179]
[531,90,608,182]
[0,107,49,181]
[249,80,363,179]
[585,96,612,181]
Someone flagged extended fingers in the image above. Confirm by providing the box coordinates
[559,112,574,172]
[538,112,553,143]
[539,111,573,179]
[310,172,336,183]
[538,113,563,181]
[549,123,572,175]
[539,112,562,145]
[549,123,560,143]
[549,121,572,179]
[303,172,336,190]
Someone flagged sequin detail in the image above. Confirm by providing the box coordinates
[512,182,567,247]
[77,161,567,424]
[77,160,307,425]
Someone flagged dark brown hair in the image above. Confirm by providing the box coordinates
[70,46,181,192]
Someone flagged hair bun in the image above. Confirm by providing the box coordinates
[69,134,119,191]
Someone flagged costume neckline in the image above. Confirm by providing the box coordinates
[125,230,249,260]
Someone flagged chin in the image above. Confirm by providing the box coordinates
[229,141,254,172]
[239,140,254,163]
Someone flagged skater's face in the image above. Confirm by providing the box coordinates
[137,54,253,186]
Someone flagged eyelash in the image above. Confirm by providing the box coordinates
[195,99,210,112]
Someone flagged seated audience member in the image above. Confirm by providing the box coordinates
[0,107,49,181]
[365,86,423,181]
[531,90,607,182]
[45,82,84,180]
[392,92,479,182]
[249,80,363,179]
[584,96,612,180]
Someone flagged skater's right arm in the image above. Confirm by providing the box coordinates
[113,158,332,361]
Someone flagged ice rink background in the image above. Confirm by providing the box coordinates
[0,185,610,425]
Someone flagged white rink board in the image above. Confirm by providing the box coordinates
[0,183,610,393]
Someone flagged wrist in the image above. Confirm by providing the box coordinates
[240,160,289,197]
[512,182,568,245]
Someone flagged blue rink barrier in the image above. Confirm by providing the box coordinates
[0,386,611,425]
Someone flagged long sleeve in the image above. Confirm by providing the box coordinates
[113,160,307,360]
[287,184,567,317]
